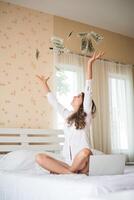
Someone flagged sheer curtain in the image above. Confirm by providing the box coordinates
[53,52,86,91]
[54,53,134,161]
[92,60,134,161]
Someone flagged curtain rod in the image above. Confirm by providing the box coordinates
[68,51,134,66]
[52,49,134,66]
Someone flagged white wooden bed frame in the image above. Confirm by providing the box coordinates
[0,128,64,154]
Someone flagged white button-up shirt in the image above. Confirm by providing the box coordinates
[46,79,92,164]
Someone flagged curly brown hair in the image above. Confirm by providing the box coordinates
[67,92,96,129]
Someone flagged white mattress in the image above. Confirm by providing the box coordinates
[0,165,134,200]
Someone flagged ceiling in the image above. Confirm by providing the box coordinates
[2,0,134,38]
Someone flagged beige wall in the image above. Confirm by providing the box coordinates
[54,16,134,65]
[0,2,54,128]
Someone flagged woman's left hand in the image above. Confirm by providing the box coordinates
[88,51,105,64]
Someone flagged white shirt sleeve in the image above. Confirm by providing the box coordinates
[46,92,71,119]
[83,79,92,124]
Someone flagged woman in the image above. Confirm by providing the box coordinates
[36,51,104,175]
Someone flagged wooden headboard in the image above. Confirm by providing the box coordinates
[0,128,64,154]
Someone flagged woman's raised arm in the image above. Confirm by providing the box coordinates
[84,51,104,115]
[87,51,104,80]
[36,75,71,119]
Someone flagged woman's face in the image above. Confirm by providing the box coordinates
[71,93,83,108]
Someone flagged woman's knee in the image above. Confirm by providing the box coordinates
[80,148,92,158]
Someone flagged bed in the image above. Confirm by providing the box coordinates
[0,128,134,200]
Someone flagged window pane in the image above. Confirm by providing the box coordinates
[55,68,78,128]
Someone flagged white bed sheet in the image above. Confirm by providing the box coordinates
[0,165,134,200]
[90,190,134,200]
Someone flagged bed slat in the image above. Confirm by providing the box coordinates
[0,136,64,143]
[0,145,62,151]
[0,128,64,154]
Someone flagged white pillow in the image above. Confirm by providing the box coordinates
[0,150,38,170]
[0,150,62,171]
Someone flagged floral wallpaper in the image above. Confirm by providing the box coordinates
[0,1,54,128]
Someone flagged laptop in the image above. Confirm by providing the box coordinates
[89,154,125,176]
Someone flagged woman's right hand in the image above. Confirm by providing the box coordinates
[36,75,51,93]
[36,75,50,85]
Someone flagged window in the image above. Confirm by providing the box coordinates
[55,64,84,128]
[109,74,128,152]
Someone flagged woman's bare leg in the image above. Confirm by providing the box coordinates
[78,157,89,174]
[35,153,71,174]
[70,148,92,174]
[36,148,92,175]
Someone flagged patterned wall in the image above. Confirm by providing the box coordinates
[0,2,54,128]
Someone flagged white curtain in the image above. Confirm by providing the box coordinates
[92,60,134,161]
